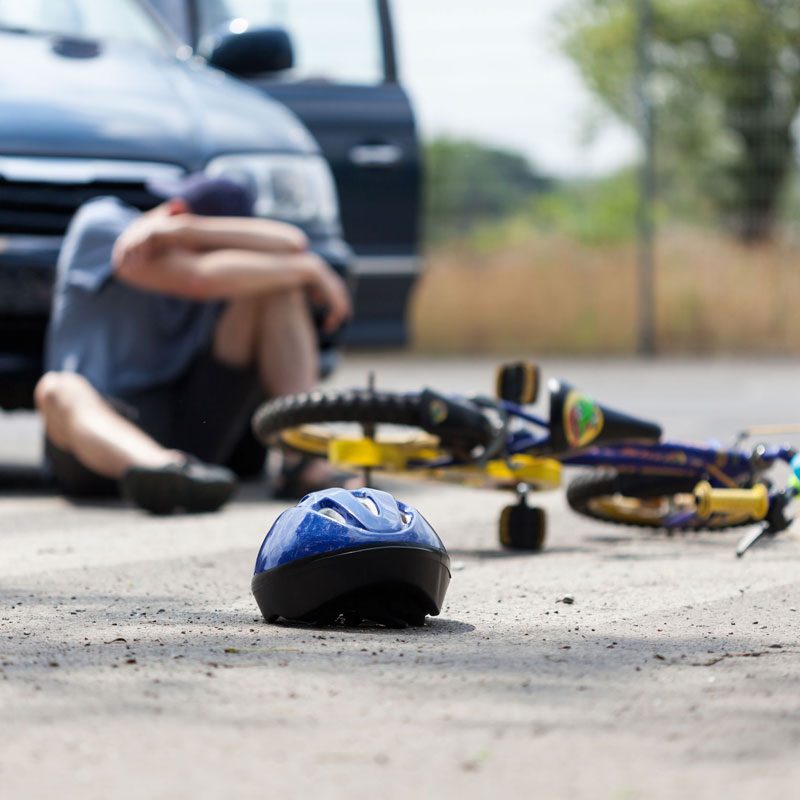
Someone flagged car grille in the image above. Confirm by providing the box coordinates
[0,178,161,236]
[0,157,186,237]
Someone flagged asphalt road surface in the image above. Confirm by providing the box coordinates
[2,355,799,799]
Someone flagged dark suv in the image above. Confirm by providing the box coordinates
[0,0,420,411]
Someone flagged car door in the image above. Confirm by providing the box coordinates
[190,0,421,344]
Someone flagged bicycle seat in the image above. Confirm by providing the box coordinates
[548,380,662,451]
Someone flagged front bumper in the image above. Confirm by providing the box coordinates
[0,234,61,314]
[0,236,59,408]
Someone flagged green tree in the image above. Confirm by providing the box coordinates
[560,0,800,241]
[423,138,552,243]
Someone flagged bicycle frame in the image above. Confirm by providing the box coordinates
[492,400,798,537]
[252,363,799,554]
[418,397,795,488]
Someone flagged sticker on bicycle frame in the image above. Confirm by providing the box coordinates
[428,398,449,425]
[564,390,604,448]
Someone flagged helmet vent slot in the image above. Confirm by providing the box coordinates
[356,496,380,516]
[319,507,347,524]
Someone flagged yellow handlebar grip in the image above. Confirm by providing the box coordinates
[694,481,769,521]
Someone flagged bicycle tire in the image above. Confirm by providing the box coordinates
[252,389,489,458]
[566,469,755,531]
[254,391,419,436]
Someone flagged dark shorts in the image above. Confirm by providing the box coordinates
[46,351,263,497]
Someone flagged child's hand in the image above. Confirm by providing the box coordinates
[112,212,189,278]
[307,258,352,333]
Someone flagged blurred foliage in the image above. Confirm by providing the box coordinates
[528,169,639,245]
[437,168,639,252]
[559,0,800,242]
[422,137,552,243]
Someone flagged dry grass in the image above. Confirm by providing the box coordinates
[409,227,800,354]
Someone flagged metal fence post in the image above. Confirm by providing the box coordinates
[635,0,656,355]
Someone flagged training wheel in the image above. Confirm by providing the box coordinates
[499,501,547,551]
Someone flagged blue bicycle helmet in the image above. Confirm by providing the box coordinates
[252,488,451,627]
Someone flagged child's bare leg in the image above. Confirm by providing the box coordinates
[256,288,318,395]
[211,294,260,370]
[212,289,317,392]
[213,290,357,491]
[35,372,182,479]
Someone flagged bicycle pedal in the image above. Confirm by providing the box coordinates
[496,361,539,405]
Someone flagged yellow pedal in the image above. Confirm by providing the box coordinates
[328,437,442,471]
[694,481,769,521]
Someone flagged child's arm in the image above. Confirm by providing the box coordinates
[114,247,351,333]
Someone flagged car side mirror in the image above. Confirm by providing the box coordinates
[206,26,294,76]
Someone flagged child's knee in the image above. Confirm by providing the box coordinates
[34,372,94,419]
[264,286,305,308]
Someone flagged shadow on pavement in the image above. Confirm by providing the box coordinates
[4,583,795,722]
[0,588,484,686]
[0,463,53,495]
[448,545,591,560]
[272,615,475,635]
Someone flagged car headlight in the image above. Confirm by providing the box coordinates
[205,153,339,227]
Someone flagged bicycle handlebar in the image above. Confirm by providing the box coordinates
[694,481,769,521]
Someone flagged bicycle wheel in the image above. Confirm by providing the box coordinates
[252,389,494,465]
[566,470,755,531]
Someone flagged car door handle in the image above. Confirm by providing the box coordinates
[348,143,403,168]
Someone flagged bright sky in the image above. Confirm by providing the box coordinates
[392,0,639,177]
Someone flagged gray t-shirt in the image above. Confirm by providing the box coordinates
[46,197,220,396]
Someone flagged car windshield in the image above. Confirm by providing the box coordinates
[0,0,172,50]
